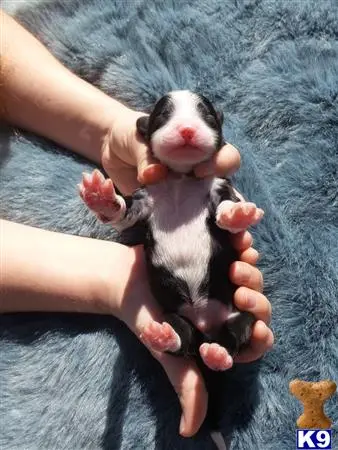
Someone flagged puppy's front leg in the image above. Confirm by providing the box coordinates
[79,169,126,224]
[216,200,264,233]
[79,169,151,231]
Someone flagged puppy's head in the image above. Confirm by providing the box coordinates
[137,90,224,172]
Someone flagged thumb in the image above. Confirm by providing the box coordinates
[134,136,168,186]
[153,351,208,437]
[119,245,207,436]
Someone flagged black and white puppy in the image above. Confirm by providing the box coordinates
[79,90,264,449]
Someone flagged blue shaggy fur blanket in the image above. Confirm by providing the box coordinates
[0,1,337,449]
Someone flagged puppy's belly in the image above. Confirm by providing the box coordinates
[178,299,235,334]
[150,202,212,301]
[148,176,236,335]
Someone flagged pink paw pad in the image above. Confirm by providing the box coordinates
[199,343,233,371]
[78,169,122,222]
[140,321,181,353]
[216,200,264,233]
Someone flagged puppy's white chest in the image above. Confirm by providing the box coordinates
[147,177,213,300]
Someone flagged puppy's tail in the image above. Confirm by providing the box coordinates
[196,356,229,450]
[210,430,227,450]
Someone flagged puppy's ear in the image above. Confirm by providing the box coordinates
[136,116,149,140]
[217,111,224,125]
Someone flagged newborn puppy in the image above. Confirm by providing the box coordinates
[79,90,264,448]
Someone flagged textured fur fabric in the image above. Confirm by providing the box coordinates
[1,1,337,449]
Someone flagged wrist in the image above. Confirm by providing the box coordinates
[99,244,152,333]
[0,219,136,316]
[96,242,138,317]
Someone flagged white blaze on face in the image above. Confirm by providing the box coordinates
[151,90,218,171]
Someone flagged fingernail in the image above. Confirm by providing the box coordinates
[179,416,186,435]
[246,294,256,308]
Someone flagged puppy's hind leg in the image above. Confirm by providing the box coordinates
[199,342,233,371]
[217,311,255,357]
[140,314,202,357]
[140,320,182,353]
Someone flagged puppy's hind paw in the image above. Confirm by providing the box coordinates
[199,343,233,371]
[140,321,181,353]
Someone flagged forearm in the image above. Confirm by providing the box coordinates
[0,10,130,163]
[0,220,132,314]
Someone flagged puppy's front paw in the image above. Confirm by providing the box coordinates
[199,343,233,371]
[140,321,181,353]
[78,169,125,223]
[216,200,264,233]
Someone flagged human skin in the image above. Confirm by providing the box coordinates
[1,219,272,436]
[0,10,273,437]
[0,10,241,195]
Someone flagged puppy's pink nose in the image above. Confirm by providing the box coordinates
[179,127,195,141]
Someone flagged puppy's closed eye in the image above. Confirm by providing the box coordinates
[136,116,149,139]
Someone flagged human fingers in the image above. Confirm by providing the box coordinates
[229,261,264,293]
[234,320,274,363]
[238,247,260,265]
[105,141,167,194]
[134,130,168,186]
[194,143,241,178]
[153,351,208,437]
[230,231,253,252]
[232,287,271,325]
[231,230,260,265]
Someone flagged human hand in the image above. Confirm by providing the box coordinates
[215,202,273,363]
[108,233,272,438]
[109,244,207,437]
[101,107,241,195]
[229,231,273,363]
